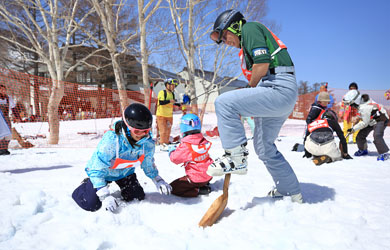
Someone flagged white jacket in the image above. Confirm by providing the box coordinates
[353,98,389,131]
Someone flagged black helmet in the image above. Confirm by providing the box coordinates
[123,103,153,129]
[211,9,245,44]
[321,110,338,121]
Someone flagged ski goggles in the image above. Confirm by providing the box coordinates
[129,126,151,136]
[123,114,151,136]
[210,21,240,44]
[181,118,200,127]
[165,78,179,86]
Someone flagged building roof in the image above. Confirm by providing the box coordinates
[181,67,247,88]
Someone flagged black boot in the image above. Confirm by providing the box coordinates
[0,149,10,155]
[198,184,211,195]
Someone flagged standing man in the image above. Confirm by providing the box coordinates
[0,84,15,155]
[156,78,180,151]
[207,10,302,203]
[339,82,359,143]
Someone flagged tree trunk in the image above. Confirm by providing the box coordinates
[111,56,128,112]
[47,81,64,144]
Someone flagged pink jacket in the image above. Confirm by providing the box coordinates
[169,133,213,183]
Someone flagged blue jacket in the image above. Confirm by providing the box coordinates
[85,124,158,189]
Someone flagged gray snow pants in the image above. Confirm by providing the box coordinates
[0,115,11,150]
[214,73,301,196]
[356,120,389,154]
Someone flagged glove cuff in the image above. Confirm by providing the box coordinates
[96,186,110,201]
[152,175,162,185]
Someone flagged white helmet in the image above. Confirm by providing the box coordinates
[343,89,361,105]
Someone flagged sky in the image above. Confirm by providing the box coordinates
[265,0,390,91]
[1,114,390,249]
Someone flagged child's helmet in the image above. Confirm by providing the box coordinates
[180,113,201,135]
[123,103,152,130]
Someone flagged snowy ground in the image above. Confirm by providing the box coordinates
[1,113,390,250]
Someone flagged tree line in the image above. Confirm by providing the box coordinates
[0,0,270,144]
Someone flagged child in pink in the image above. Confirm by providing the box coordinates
[168,114,213,197]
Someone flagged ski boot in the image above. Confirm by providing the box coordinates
[354,149,368,156]
[377,153,389,161]
[207,143,248,176]
[267,188,303,204]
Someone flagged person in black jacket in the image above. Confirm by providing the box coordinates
[304,108,353,165]
[302,92,329,158]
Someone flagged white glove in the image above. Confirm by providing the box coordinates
[152,175,172,195]
[96,186,118,212]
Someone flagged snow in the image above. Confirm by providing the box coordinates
[1,113,390,250]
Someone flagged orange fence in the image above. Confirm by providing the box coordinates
[1,68,389,148]
[0,68,156,123]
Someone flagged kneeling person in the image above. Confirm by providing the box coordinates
[72,103,171,212]
[168,114,213,197]
[305,110,352,165]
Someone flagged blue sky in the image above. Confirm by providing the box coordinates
[265,0,390,90]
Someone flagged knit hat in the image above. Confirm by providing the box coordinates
[318,92,331,102]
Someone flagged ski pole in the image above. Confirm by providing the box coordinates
[184,85,218,104]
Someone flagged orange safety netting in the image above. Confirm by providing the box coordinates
[0,68,157,123]
[1,68,389,149]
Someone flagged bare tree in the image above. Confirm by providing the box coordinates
[0,0,99,144]
[137,0,162,107]
[164,0,269,119]
[87,0,138,111]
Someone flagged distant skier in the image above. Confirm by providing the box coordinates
[208,10,302,203]
[343,90,389,161]
[72,103,172,212]
[168,114,213,197]
[385,89,390,101]
[314,83,334,109]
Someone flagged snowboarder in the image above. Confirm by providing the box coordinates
[168,114,213,197]
[343,90,390,161]
[304,109,353,165]
[208,10,302,203]
[72,103,172,212]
